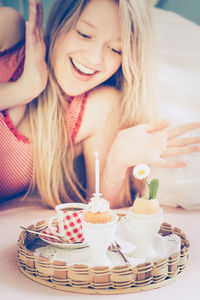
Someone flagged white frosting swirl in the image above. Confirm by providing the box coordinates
[87,195,110,213]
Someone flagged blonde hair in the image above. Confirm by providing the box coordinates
[110,0,158,206]
[105,0,157,126]
[119,0,157,127]
[25,0,156,208]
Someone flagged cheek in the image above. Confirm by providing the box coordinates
[51,45,62,75]
[107,56,122,76]
[52,44,69,81]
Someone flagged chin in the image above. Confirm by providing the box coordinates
[63,88,87,97]
[59,83,85,97]
[62,81,95,97]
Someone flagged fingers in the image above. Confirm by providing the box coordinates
[159,160,188,168]
[158,129,200,168]
[36,1,44,40]
[161,145,200,158]
[146,119,171,134]
[151,156,187,168]
[36,1,43,29]
[168,136,200,147]
[25,21,33,50]
[28,0,44,42]
[167,122,200,140]
[28,0,36,28]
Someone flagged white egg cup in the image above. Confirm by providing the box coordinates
[82,215,118,267]
[127,208,163,259]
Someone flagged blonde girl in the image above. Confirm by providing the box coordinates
[0,0,199,208]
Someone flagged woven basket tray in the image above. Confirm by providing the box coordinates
[17,219,190,295]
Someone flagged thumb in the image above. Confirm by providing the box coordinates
[147,120,171,134]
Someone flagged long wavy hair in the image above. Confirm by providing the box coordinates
[25,0,156,208]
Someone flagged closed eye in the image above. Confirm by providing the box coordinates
[77,30,92,39]
[111,48,122,55]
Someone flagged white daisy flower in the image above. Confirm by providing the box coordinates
[133,164,150,180]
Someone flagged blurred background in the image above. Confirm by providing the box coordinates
[156,0,200,25]
[0,0,200,27]
[0,0,199,209]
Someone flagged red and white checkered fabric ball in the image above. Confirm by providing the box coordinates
[43,210,84,243]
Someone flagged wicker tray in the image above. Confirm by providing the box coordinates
[17,219,190,295]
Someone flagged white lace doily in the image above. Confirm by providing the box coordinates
[34,220,181,267]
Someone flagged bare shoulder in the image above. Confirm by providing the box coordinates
[87,85,120,104]
[76,85,121,142]
[0,7,25,51]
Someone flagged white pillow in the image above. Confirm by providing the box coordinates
[150,8,200,209]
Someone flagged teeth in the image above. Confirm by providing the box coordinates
[71,58,96,75]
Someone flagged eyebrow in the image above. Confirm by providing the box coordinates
[79,20,121,42]
[79,20,97,30]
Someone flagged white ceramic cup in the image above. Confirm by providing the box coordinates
[48,203,87,243]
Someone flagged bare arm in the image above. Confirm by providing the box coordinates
[0,80,37,111]
[0,0,47,111]
[76,86,121,202]
[0,7,25,51]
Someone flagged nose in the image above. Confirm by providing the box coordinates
[85,42,104,67]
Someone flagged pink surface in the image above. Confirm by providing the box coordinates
[0,196,200,300]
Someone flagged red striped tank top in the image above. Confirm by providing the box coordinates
[0,41,88,199]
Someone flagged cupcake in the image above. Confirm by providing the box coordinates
[83,196,115,223]
[82,195,117,267]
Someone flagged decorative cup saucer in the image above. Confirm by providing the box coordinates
[40,228,88,249]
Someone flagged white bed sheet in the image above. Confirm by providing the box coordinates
[150,8,200,209]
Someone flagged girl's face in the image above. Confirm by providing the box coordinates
[53,0,122,96]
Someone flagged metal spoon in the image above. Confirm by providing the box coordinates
[20,226,64,242]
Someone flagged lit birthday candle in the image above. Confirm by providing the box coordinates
[95,152,100,198]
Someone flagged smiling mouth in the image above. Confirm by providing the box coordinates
[70,57,97,76]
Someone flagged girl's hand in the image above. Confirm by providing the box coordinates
[161,122,200,167]
[112,120,169,169]
[111,120,200,170]
[21,0,48,100]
